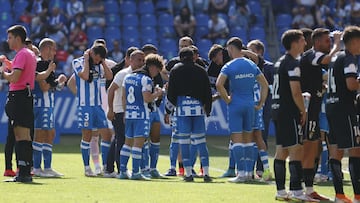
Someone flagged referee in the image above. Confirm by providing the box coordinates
[2,25,37,182]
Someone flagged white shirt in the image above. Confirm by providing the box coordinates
[112,66,132,113]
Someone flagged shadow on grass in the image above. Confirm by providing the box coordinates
[0,135,278,157]
[2,179,45,185]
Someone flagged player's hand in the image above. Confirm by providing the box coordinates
[0,55,12,71]
[163,82,168,91]
[48,61,56,72]
[254,103,262,111]
[155,85,163,97]
[56,74,67,83]
[84,49,90,61]
[164,113,170,124]
[332,31,342,46]
[107,111,115,121]
[212,92,221,101]
[300,111,307,126]
[0,55,5,62]
[224,95,232,104]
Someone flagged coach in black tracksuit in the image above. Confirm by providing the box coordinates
[165,47,212,181]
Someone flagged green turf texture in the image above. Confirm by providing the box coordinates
[0,136,353,203]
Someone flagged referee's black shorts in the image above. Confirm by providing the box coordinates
[5,89,34,129]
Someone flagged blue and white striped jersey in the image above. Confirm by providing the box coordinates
[176,96,204,117]
[73,56,104,107]
[33,82,55,108]
[123,72,153,120]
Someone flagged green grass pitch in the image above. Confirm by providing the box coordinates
[0,135,353,203]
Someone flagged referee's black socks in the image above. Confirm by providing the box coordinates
[16,140,33,177]
[349,157,360,196]
[329,159,344,194]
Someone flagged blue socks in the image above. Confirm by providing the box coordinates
[43,143,53,169]
[100,141,111,167]
[80,140,90,166]
[149,142,160,169]
[32,142,42,169]
[119,144,131,172]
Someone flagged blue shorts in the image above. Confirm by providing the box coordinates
[150,111,160,124]
[34,107,54,130]
[319,112,329,133]
[77,106,108,130]
[125,119,150,138]
[228,103,254,134]
[176,115,205,134]
[253,107,264,130]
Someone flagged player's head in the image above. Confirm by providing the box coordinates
[124,46,139,64]
[179,36,193,50]
[90,44,107,64]
[342,25,360,55]
[179,47,194,62]
[281,29,306,54]
[189,45,199,60]
[129,49,145,70]
[7,25,27,50]
[226,37,243,59]
[312,28,331,54]
[247,39,265,56]
[301,27,313,51]
[145,53,164,78]
[141,44,158,56]
[93,38,106,47]
[39,38,57,60]
[208,44,224,65]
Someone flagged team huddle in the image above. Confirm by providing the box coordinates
[1,24,360,203]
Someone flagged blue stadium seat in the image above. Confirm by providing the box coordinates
[119,1,137,15]
[138,1,155,14]
[196,39,212,57]
[140,26,157,40]
[0,0,11,12]
[195,13,210,27]
[86,26,104,44]
[249,26,266,41]
[276,14,293,28]
[0,12,13,27]
[0,24,8,42]
[13,0,29,13]
[106,13,121,27]
[140,14,157,27]
[157,13,174,27]
[248,0,262,14]
[195,26,209,41]
[122,14,139,27]
[104,26,121,44]
[277,26,289,41]
[122,26,139,40]
[156,0,169,11]
[230,26,248,43]
[159,38,177,54]
[141,38,158,48]
[157,26,176,39]
[218,13,229,25]
[122,37,140,51]
[253,14,265,27]
[104,0,120,14]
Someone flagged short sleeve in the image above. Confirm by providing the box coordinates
[141,75,152,92]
